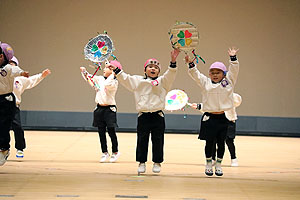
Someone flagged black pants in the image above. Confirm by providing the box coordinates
[0,93,16,151]
[136,111,165,163]
[11,107,26,151]
[98,127,118,153]
[93,105,118,153]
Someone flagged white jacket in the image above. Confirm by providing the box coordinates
[13,73,45,105]
[188,60,239,112]
[0,64,24,95]
[81,70,118,106]
[199,93,242,121]
[116,67,177,112]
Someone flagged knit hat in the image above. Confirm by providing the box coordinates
[209,62,227,72]
[10,56,19,66]
[144,58,161,71]
[0,42,14,61]
[109,60,122,70]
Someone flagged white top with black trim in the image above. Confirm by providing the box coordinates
[188,60,239,112]
[0,64,24,95]
[116,66,177,112]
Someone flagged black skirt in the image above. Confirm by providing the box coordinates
[198,112,229,141]
[93,104,118,128]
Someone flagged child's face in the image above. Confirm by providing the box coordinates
[9,61,17,66]
[145,64,160,78]
[103,66,113,77]
[209,68,225,83]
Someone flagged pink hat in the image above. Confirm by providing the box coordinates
[109,60,122,70]
[0,42,14,61]
[10,56,19,66]
[144,58,161,70]
[209,62,227,72]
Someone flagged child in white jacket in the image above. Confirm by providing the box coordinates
[10,56,51,158]
[80,60,121,163]
[186,47,239,176]
[191,93,242,167]
[0,43,29,166]
[109,49,180,174]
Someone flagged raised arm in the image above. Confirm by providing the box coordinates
[226,47,239,86]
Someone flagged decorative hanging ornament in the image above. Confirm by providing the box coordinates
[165,89,191,111]
[169,21,205,64]
[84,33,115,63]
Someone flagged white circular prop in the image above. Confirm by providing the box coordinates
[165,89,189,111]
[84,34,114,63]
[169,22,199,54]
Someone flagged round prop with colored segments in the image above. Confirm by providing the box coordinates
[169,22,199,54]
[84,34,115,63]
[165,89,190,111]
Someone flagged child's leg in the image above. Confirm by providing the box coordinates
[216,136,226,160]
[150,114,165,164]
[12,107,26,151]
[211,139,217,161]
[107,127,118,153]
[205,139,215,159]
[226,137,236,159]
[97,127,108,153]
[0,94,16,151]
[136,114,151,163]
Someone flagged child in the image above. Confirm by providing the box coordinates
[80,60,121,163]
[109,49,180,174]
[0,42,29,166]
[190,93,242,167]
[9,56,51,158]
[186,47,239,176]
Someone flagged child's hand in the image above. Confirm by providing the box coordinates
[80,67,86,72]
[42,69,51,78]
[190,103,198,109]
[171,48,180,63]
[185,55,192,64]
[20,71,29,78]
[228,47,239,56]
[108,65,116,70]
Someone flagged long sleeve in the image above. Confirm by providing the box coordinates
[13,73,44,105]
[188,65,209,91]
[116,71,141,92]
[226,59,239,86]
[160,67,177,91]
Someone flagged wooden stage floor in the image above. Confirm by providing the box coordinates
[1,131,300,200]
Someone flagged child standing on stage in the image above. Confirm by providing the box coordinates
[109,49,180,174]
[0,43,29,166]
[80,60,121,163]
[186,47,239,176]
[9,56,51,158]
[190,93,242,167]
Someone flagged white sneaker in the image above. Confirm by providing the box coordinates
[205,164,213,176]
[215,165,223,176]
[16,150,24,158]
[231,158,239,167]
[100,153,110,163]
[138,163,146,174]
[0,149,10,166]
[152,163,161,173]
[109,152,120,162]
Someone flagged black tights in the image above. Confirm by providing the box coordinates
[205,137,225,159]
[212,137,236,160]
